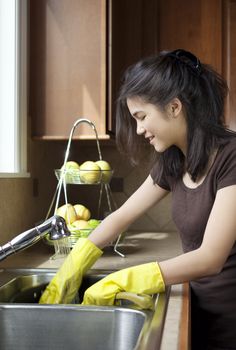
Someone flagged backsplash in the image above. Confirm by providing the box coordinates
[33,140,177,233]
[104,145,177,233]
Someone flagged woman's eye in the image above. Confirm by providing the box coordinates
[141,115,146,121]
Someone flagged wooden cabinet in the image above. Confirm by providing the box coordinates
[156,0,236,129]
[222,0,236,129]
[157,0,222,74]
[107,0,158,135]
[29,0,158,139]
[30,0,107,139]
[30,0,236,138]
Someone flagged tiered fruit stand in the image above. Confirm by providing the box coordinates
[45,118,124,258]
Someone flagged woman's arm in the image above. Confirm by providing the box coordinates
[88,175,169,248]
[159,185,236,285]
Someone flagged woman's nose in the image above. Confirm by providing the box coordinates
[136,123,145,135]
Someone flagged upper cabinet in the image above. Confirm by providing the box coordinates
[107,0,158,135]
[156,0,236,129]
[157,0,222,73]
[223,0,236,129]
[30,0,236,138]
[30,0,158,139]
[30,0,107,139]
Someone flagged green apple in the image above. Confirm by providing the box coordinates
[71,219,90,230]
[56,203,77,224]
[88,219,100,229]
[71,219,92,238]
[95,160,112,183]
[67,223,76,232]
[74,204,91,221]
[79,161,101,184]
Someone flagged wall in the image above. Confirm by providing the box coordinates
[0,177,38,243]
[30,139,177,233]
[33,139,177,233]
[0,137,176,246]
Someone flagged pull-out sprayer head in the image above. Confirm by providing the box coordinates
[48,215,71,240]
[0,215,71,262]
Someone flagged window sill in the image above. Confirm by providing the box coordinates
[0,172,30,179]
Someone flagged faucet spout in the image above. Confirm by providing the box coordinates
[0,215,70,262]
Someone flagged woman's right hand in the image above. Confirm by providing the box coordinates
[39,238,102,304]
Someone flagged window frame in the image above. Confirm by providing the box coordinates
[0,0,29,178]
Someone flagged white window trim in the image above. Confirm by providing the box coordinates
[0,0,29,178]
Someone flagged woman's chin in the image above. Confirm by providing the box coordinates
[154,143,166,153]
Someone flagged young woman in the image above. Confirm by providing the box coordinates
[40,49,236,350]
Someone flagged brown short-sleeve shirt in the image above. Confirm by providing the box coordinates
[151,138,236,315]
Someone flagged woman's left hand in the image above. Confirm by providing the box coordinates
[82,262,165,306]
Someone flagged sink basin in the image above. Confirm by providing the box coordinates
[0,269,107,303]
[0,305,145,350]
[0,268,170,350]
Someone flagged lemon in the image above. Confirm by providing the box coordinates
[79,161,101,184]
[61,161,80,170]
[74,204,91,221]
[95,160,112,183]
[56,203,77,224]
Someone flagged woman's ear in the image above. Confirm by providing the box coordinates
[169,98,182,118]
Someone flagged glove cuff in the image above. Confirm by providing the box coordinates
[153,262,165,293]
[129,262,165,294]
[73,238,103,272]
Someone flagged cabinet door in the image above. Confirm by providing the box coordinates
[223,0,236,129]
[30,0,107,139]
[107,0,158,135]
[158,0,222,73]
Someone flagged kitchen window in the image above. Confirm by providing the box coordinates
[0,0,28,176]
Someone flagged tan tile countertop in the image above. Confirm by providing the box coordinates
[0,231,188,350]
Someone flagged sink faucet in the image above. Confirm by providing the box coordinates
[0,215,71,261]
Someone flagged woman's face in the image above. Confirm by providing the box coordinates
[126,97,187,154]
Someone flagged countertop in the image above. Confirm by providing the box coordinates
[0,231,189,350]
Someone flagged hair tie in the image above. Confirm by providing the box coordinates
[167,49,202,77]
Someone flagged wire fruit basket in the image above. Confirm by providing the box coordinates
[45,118,124,258]
[54,168,113,185]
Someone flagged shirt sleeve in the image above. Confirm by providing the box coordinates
[150,161,171,191]
[216,140,236,190]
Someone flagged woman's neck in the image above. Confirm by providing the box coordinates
[182,148,218,188]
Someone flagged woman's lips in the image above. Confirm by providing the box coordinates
[149,136,155,144]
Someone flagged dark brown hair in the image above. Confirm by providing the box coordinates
[116,49,233,182]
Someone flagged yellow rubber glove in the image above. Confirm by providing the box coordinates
[39,238,102,304]
[82,262,165,306]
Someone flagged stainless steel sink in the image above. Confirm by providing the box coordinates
[0,269,108,303]
[0,305,146,350]
[0,268,170,350]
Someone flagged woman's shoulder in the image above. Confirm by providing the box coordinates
[214,135,236,189]
[218,135,236,156]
